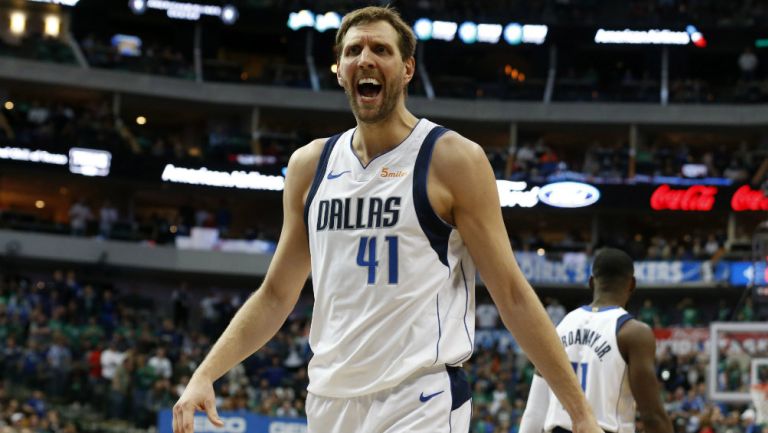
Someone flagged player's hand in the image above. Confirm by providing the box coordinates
[172,374,223,433]
[571,414,604,433]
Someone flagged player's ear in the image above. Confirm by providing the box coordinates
[403,56,415,84]
[629,276,636,295]
[337,59,345,88]
[588,276,595,291]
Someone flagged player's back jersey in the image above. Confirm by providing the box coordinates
[544,306,635,433]
[304,119,476,398]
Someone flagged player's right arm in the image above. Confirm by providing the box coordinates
[172,139,326,433]
[618,320,673,433]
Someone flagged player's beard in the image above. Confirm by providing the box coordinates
[345,72,404,124]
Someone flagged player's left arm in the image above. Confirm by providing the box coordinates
[430,132,599,433]
[618,319,673,433]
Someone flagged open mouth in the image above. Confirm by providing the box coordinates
[357,77,383,100]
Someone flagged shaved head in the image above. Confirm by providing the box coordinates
[591,248,634,294]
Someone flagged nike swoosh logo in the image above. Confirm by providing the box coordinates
[419,391,444,402]
[327,170,351,180]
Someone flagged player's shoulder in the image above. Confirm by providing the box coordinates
[290,137,328,169]
[617,318,656,348]
[284,137,332,193]
[431,129,486,173]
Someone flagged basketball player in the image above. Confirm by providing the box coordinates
[519,248,673,433]
[173,6,603,433]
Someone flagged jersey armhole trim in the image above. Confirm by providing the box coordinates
[413,125,452,267]
[303,134,343,233]
[616,313,634,363]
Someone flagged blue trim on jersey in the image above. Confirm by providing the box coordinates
[349,119,424,169]
[447,366,471,411]
[413,125,452,267]
[616,313,633,335]
[434,294,442,365]
[455,261,474,363]
[580,305,621,312]
[303,134,343,232]
[447,261,474,366]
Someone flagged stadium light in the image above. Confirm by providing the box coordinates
[522,24,548,44]
[221,5,238,25]
[10,12,26,35]
[315,11,340,32]
[44,15,60,37]
[4,101,14,110]
[477,24,502,44]
[432,21,457,41]
[504,23,523,45]
[129,0,146,14]
[289,10,547,45]
[458,22,478,44]
[287,10,314,30]
[413,18,432,41]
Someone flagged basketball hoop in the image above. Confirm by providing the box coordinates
[750,382,768,424]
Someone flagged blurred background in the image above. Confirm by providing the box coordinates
[0,0,768,432]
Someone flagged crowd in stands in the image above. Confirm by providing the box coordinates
[0,34,76,65]
[499,139,767,186]
[4,0,768,103]
[80,34,193,80]
[1,95,763,258]
[0,270,765,433]
[0,99,128,162]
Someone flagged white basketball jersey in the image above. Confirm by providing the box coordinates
[304,119,476,398]
[544,306,635,433]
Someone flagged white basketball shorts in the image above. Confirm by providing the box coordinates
[306,365,472,433]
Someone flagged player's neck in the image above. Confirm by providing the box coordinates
[353,108,419,165]
[590,297,626,309]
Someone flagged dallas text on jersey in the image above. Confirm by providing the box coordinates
[316,197,401,231]
[560,328,612,361]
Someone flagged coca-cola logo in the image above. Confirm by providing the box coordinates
[650,184,717,211]
[731,185,768,211]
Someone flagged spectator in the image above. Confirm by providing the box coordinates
[100,338,125,384]
[638,298,661,328]
[46,333,71,397]
[69,198,93,236]
[738,48,759,82]
[476,302,500,329]
[545,297,566,325]
[148,346,172,380]
[98,200,119,239]
[171,283,190,330]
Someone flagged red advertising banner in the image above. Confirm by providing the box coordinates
[654,327,768,356]
[650,185,718,211]
[731,185,768,211]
